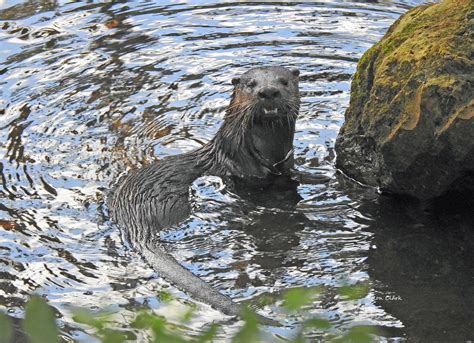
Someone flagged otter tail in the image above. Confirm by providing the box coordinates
[109,157,279,325]
[141,240,240,316]
[141,240,279,326]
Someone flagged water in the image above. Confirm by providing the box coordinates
[1,0,472,341]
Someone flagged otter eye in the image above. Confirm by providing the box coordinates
[278,77,288,86]
[247,80,257,88]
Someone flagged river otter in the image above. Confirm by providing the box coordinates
[108,66,300,322]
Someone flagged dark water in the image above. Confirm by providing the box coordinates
[1,0,473,341]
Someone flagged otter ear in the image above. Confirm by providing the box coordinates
[291,69,300,77]
[231,77,240,86]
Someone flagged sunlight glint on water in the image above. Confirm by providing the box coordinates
[3,1,471,342]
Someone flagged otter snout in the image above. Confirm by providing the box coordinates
[229,66,300,121]
[258,87,281,100]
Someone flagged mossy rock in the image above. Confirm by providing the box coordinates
[335,0,474,200]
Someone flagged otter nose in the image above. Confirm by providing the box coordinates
[258,87,281,100]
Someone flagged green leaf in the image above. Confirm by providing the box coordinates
[131,312,153,329]
[292,331,305,343]
[249,293,278,308]
[72,309,112,331]
[72,309,105,330]
[180,304,197,323]
[157,290,173,303]
[194,323,218,343]
[338,283,369,300]
[134,312,186,343]
[153,329,187,343]
[0,312,13,343]
[102,329,127,343]
[148,315,166,337]
[23,295,59,343]
[132,312,168,333]
[303,318,332,330]
[232,307,260,343]
[282,287,317,311]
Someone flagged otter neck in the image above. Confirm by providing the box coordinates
[202,116,296,178]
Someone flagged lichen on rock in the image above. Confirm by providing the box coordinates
[335,0,474,200]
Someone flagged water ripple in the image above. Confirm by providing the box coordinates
[0,0,467,341]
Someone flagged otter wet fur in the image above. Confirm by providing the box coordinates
[108,66,300,324]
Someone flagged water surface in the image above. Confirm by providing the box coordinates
[1,0,473,341]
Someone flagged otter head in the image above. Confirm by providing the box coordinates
[214,66,300,178]
[230,66,300,123]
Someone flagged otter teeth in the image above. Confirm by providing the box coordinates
[263,108,278,115]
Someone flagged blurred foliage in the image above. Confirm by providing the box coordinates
[0,311,13,343]
[231,307,260,343]
[338,282,370,300]
[282,287,317,311]
[23,295,59,343]
[0,283,376,342]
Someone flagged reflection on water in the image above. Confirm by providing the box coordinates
[1,0,471,341]
[366,197,474,341]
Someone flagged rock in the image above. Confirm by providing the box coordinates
[335,0,474,200]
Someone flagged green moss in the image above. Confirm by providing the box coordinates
[336,0,474,198]
[382,0,471,61]
[348,0,473,127]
